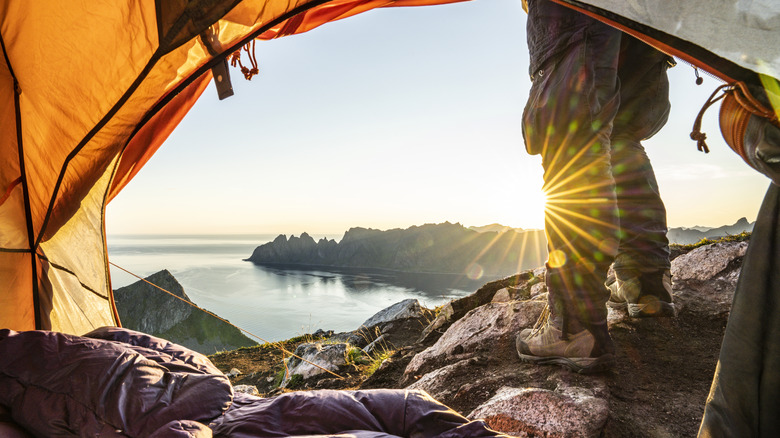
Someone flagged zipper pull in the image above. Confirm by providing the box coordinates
[694,67,704,85]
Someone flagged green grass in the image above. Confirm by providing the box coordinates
[285,373,304,389]
[158,309,257,353]
[364,349,394,377]
[345,346,370,366]
[670,231,751,252]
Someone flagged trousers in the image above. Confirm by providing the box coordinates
[522,0,672,326]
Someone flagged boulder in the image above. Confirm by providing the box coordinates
[312,329,334,339]
[404,298,546,384]
[468,385,609,438]
[283,343,348,386]
[671,241,747,283]
[329,331,371,348]
[671,241,747,315]
[406,358,483,402]
[418,270,545,344]
[233,385,260,396]
[360,299,423,329]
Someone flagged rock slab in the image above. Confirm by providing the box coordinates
[469,386,609,438]
[361,298,423,329]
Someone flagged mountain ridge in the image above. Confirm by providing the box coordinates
[246,222,548,277]
[667,217,754,244]
[246,218,754,275]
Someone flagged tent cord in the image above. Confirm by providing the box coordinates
[228,40,259,80]
[108,261,343,380]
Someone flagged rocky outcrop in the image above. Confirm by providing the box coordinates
[394,239,747,437]
[280,299,433,387]
[114,270,257,355]
[671,241,747,315]
[216,238,749,437]
[246,222,547,277]
[404,299,545,384]
[114,270,192,334]
[468,385,610,438]
[360,298,423,329]
[283,343,349,387]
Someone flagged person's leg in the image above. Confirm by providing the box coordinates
[517,0,621,373]
[606,36,675,317]
[699,183,780,437]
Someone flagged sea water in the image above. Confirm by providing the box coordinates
[106,234,492,344]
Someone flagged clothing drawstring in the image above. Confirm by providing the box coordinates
[691,81,779,154]
[690,83,730,153]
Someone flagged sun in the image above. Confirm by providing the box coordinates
[496,186,547,230]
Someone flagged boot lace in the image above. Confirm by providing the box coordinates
[531,303,571,341]
[530,304,551,337]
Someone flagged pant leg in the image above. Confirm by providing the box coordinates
[699,183,780,437]
[523,3,622,328]
[610,35,672,274]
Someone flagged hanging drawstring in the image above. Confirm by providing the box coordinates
[229,39,260,80]
[690,84,730,153]
[691,82,780,154]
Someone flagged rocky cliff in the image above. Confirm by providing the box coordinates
[246,222,547,277]
[114,270,257,355]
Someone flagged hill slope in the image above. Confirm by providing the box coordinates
[114,270,256,354]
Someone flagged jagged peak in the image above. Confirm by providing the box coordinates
[273,234,288,244]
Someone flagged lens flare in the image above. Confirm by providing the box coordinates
[466,263,484,280]
[547,249,567,268]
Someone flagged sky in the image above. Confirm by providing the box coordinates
[106,0,771,237]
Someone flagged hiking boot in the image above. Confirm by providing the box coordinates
[516,306,615,374]
[606,269,676,318]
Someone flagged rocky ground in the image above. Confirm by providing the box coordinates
[210,237,749,437]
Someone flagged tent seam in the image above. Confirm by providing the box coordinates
[31,48,166,250]
[0,29,42,329]
[36,252,108,300]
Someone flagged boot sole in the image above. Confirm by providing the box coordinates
[518,352,615,374]
[608,300,677,318]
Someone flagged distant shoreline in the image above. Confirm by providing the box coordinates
[244,259,504,281]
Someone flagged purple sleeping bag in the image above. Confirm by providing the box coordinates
[210,390,511,438]
[0,327,230,437]
[0,327,513,438]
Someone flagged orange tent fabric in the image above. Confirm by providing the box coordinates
[0,0,467,334]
